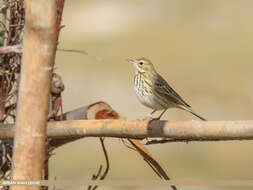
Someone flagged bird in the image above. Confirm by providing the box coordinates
[127,57,206,121]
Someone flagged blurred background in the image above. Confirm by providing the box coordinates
[51,0,253,189]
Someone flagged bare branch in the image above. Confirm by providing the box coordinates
[89,138,110,190]
[57,48,87,55]
[0,120,253,142]
[127,139,177,190]
[0,44,22,54]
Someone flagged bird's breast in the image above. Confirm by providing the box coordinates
[134,74,164,110]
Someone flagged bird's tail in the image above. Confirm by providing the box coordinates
[178,105,206,121]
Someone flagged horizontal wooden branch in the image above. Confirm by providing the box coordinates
[0,44,22,54]
[0,120,253,143]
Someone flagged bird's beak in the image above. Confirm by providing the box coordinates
[126,58,135,64]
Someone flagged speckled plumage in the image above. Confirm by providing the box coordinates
[128,57,206,120]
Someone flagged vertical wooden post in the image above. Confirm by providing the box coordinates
[11,0,57,190]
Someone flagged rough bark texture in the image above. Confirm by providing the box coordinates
[11,0,57,189]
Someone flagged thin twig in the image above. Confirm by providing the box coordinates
[98,138,109,180]
[87,165,102,190]
[146,139,189,145]
[57,48,87,55]
[88,138,110,190]
[0,3,8,13]
[0,44,22,54]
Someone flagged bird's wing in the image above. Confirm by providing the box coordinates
[154,74,191,107]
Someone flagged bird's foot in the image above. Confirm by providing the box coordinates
[143,116,153,120]
[150,116,161,121]
[142,116,161,121]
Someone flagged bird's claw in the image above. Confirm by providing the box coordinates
[142,116,161,121]
[143,116,152,120]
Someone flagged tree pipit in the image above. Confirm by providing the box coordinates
[127,57,206,121]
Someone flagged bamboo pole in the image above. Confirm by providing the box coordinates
[1,120,253,142]
[11,0,57,189]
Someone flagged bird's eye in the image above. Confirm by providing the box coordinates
[139,62,144,66]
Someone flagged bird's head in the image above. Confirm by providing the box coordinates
[127,57,155,74]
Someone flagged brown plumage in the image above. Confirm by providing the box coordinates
[127,57,206,121]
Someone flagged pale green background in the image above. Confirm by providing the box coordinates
[51,0,253,189]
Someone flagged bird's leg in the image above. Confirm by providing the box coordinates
[144,109,156,120]
[151,109,156,114]
[149,109,156,117]
[151,108,168,121]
